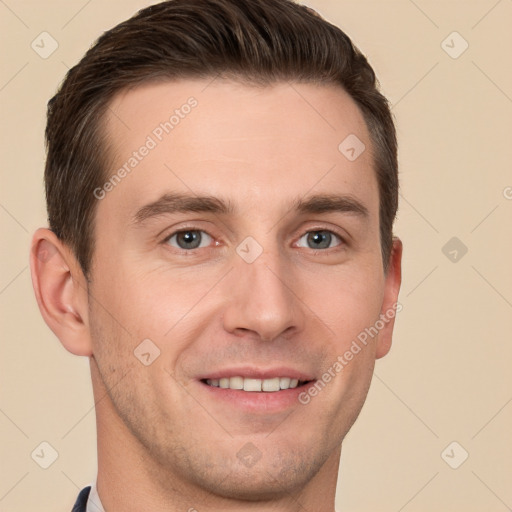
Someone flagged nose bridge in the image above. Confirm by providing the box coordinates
[222,237,303,341]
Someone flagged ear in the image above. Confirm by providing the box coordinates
[375,237,403,359]
[30,227,92,356]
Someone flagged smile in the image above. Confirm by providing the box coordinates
[203,376,311,392]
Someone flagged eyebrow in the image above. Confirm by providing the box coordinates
[132,192,369,225]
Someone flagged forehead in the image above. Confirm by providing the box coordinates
[99,78,377,221]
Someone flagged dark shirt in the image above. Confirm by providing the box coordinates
[71,486,91,512]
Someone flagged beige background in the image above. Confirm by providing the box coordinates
[1,0,511,511]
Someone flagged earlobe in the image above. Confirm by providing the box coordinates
[30,228,92,357]
[375,237,403,359]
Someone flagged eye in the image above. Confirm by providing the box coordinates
[165,229,213,250]
[296,230,343,250]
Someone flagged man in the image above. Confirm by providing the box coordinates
[30,0,402,510]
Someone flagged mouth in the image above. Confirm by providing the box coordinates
[201,376,313,392]
[196,368,315,413]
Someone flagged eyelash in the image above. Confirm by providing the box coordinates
[161,226,347,254]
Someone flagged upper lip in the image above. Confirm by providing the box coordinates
[198,366,315,381]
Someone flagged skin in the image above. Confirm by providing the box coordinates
[30,79,402,511]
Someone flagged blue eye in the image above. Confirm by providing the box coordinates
[165,230,213,250]
[296,230,342,250]
[163,228,343,253]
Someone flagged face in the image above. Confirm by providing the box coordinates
[87,79,400,500]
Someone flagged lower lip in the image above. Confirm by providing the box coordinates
[198,380,314,413]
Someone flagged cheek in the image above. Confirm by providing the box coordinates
[304,265,384,420]
[308,266,385,349]
[91,258,179,336]
[90,263,221,380]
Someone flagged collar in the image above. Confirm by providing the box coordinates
[86,480,105,512]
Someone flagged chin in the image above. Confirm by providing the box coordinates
[171,438,330,502]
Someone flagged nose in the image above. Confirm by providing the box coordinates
[221,244,304,342]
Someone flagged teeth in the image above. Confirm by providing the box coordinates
[229,376,244,389]
[262,377,280,392]
[205,376,305,392]
[244,378,262,392]
[279,377,291,389]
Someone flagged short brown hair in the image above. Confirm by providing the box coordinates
[45,0,398,277]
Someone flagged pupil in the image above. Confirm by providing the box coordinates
[179,231,200,249]
[309,231,330,249]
